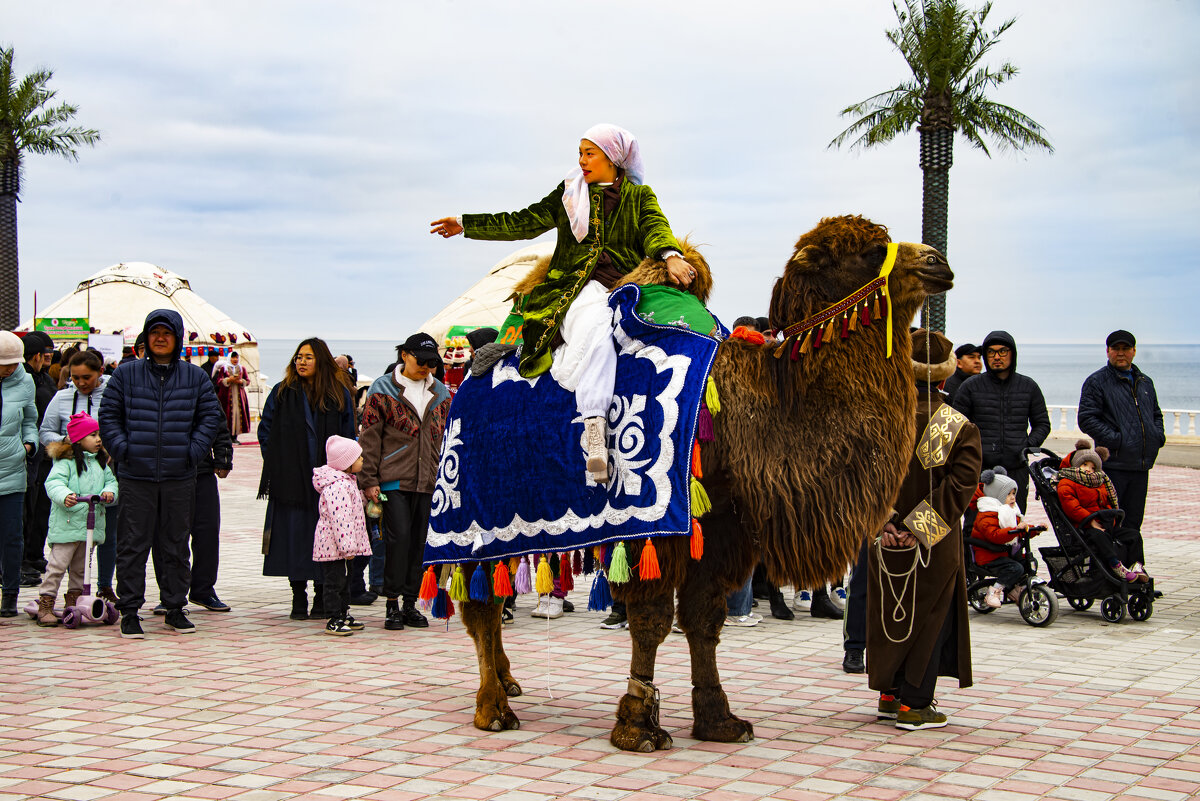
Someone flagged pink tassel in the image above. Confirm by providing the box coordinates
[697,406,714,442]
[514,555,532,594]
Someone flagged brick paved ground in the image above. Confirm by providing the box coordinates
[2,435,1198,801]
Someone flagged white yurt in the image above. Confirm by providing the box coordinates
[23,261,267,416]
[418,242,553,343]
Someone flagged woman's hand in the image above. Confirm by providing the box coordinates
[665,255,694,287]
[64,493,78,508]
[431,217,463,238]
[881,522,917,548]
[100,492,114,503]
[365,486,381,502]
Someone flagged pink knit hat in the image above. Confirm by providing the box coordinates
[325,435,362,472]
[67,412,100,444]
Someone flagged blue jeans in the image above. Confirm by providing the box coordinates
[96,501,118,589]
[726,576,752,617]
[985,556,1026,592]
[0,492,26,595]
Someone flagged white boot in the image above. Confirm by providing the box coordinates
[584,416,609,483]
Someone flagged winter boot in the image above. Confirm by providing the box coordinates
[810,587,844,620]
[584,416,609,483]
[768,585,795,620]
[289,581,309,620]
[97,586,119,604]
[64,590,82,611]
[0,592,17,617]
[310,584,325,618]
[36,595,59,627]
[384,599,404,631]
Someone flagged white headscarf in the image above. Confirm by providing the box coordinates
[562,123,645,243]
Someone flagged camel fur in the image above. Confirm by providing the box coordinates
[460,215,954,752]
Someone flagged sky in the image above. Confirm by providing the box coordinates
[7,0,1199,345]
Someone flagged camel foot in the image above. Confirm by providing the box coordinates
[611,680,673,752]
[474,698,521,732]
[692,714,753,743]
[502,679,523,698]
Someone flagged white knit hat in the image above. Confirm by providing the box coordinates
[0,332,24,365]
[325,435,363,472]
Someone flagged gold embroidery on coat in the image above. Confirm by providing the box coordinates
[916,404,968,470]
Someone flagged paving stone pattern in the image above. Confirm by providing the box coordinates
[1,434,1198,800]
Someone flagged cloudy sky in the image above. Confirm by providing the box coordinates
[8,0,1198,345]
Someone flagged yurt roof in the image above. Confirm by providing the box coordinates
[24,261,256,348]
[418,243,553,343]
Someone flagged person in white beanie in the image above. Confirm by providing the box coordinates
[0,331,39,616]
[313,435,372,636]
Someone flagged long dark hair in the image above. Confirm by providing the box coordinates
[282,337,349,411]
[74,441,110,474]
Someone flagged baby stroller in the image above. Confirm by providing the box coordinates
[23,495,119,628]
[1024,447,1154,623]
[964,522,1058,627]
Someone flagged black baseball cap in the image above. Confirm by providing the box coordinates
[1106,330,1136,348]
[400,332,440,362]
[954,343,981,358]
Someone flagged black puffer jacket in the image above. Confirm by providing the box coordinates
[197,407,234,475]
[98,309,223,481]
[951,330,1050,470]
[1078,363,1164,472]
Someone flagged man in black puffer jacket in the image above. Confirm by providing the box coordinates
[99,309,222,638]
[952,330,1050,513]
[1077,330,1164,531]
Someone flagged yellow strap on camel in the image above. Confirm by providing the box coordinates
[880,242,897,358]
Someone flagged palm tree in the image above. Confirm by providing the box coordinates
[0,46,100,329]
[830,0,1051,331]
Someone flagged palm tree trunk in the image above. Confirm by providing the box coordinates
[0,158,18,330]
[918,126,953,332]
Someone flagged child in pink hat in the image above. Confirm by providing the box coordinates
[312,435,372,635]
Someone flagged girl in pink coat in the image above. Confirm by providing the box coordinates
[313,436,372,635]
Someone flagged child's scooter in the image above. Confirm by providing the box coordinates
[23,495,119,627]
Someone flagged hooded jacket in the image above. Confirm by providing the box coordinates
[39,375,110,448]
[951,331,1050,470]
[1078,363,1164,472]
[98,309,223,481]
[0,366,38,495]
[358,371,452,494]
[44,443,119,544]
[312,464,372,561]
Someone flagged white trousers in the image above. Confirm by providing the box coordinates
[549,280,618,419]
[38,541,87,597]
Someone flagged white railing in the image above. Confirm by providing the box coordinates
[1045,405,1200,442]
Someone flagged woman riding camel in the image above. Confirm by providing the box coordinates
[431,123,691,483]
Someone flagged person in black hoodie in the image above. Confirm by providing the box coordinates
[951,331,1050,513]
[941,343,982,405]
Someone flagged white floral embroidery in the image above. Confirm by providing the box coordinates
[430,417,463,517]
[607,395,651,497]
[491,358,540,389]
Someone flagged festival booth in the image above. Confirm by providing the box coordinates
[21,261,267,418]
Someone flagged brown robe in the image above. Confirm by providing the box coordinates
[867,388,982,694]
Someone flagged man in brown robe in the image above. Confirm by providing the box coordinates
[867,329,982,731]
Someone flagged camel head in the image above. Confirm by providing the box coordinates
[768,215,953,337]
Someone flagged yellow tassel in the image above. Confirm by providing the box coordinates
[690,518,704,560]
[848,305,859,331]
[773,337,789,359]
[638,538,661,580]
[824,318,836,343]
[509,556,521,574]
[799,330,813,354]
[608,542,631,583]
[593,545,604,563]
[704,376,720,414]
[691,440,703,479]
[534,556,554,594]
[690,476,712,517]
[873,295,881,319]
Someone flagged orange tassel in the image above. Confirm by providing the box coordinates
[492,561,513,597]
[691,439,703,479]
[825,318,837,343]
[773,337,789,359]
[849,305,859,331]
[799,330,813,354]
[690,519,704,560]
[638,538,661,580]
[418,565,438,602]
[873,296,881,320]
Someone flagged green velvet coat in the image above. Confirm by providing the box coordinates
[463,179,680,377]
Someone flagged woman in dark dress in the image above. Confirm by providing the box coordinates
[258,338,355,620]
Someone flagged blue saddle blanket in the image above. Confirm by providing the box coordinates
[425,284,723,565]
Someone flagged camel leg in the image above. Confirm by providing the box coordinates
[493,610,522,698]
[677,565,754,743]
[610,590,675,752]
[462,599,520,731]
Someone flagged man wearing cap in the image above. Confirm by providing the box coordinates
[20,331,58,585]
[358,333,453,631]
[99,310,223,639]
[941,343,982,405]
[1078,331,1164,531]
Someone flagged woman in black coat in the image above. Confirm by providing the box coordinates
[258,338,355,620]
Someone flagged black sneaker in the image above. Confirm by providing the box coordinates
[164,608,196,634]
[120,614,145,639]
[401,602,429,628]
[843,649,866,674]
[345,615,365,631]
[153,603,168,616]
[501,606,515,625]
[189,594,231,612]
[325,617,353,636]
[562,599,575,613]
[600,610,628,630]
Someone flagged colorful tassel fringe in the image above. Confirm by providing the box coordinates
[690,476,712,517]
[638,538,661,580]
[608,542,631,584]
[514,555,532,594]
[431,587,450,619]
[583,547,595,575]
[418,566,438,602]
[691,440,703,479]
[469,563,490,602]
[690,518,704,560]
[535,556,555,594]
[450,565,468,602]
[697,405,714,442]
[572,550,583,575]
[560,553,575,592]
[492,561,513,597]
[705,376,721,414]
[588,570,613,611]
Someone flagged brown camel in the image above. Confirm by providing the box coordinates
[458,215,954,751]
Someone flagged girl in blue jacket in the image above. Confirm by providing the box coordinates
[34,413,117,627]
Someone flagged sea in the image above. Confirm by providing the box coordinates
[255,340,1200,411]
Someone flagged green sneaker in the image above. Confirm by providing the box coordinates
[877,693,901,719]
[895,703,948,731]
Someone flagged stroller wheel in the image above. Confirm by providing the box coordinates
[1067,596,1094,612]
[1100,595,1126,623]
[967,583,995,614]
[1128,593,1153,622]
[1018,584,1059,627]
[62,607,81,629]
